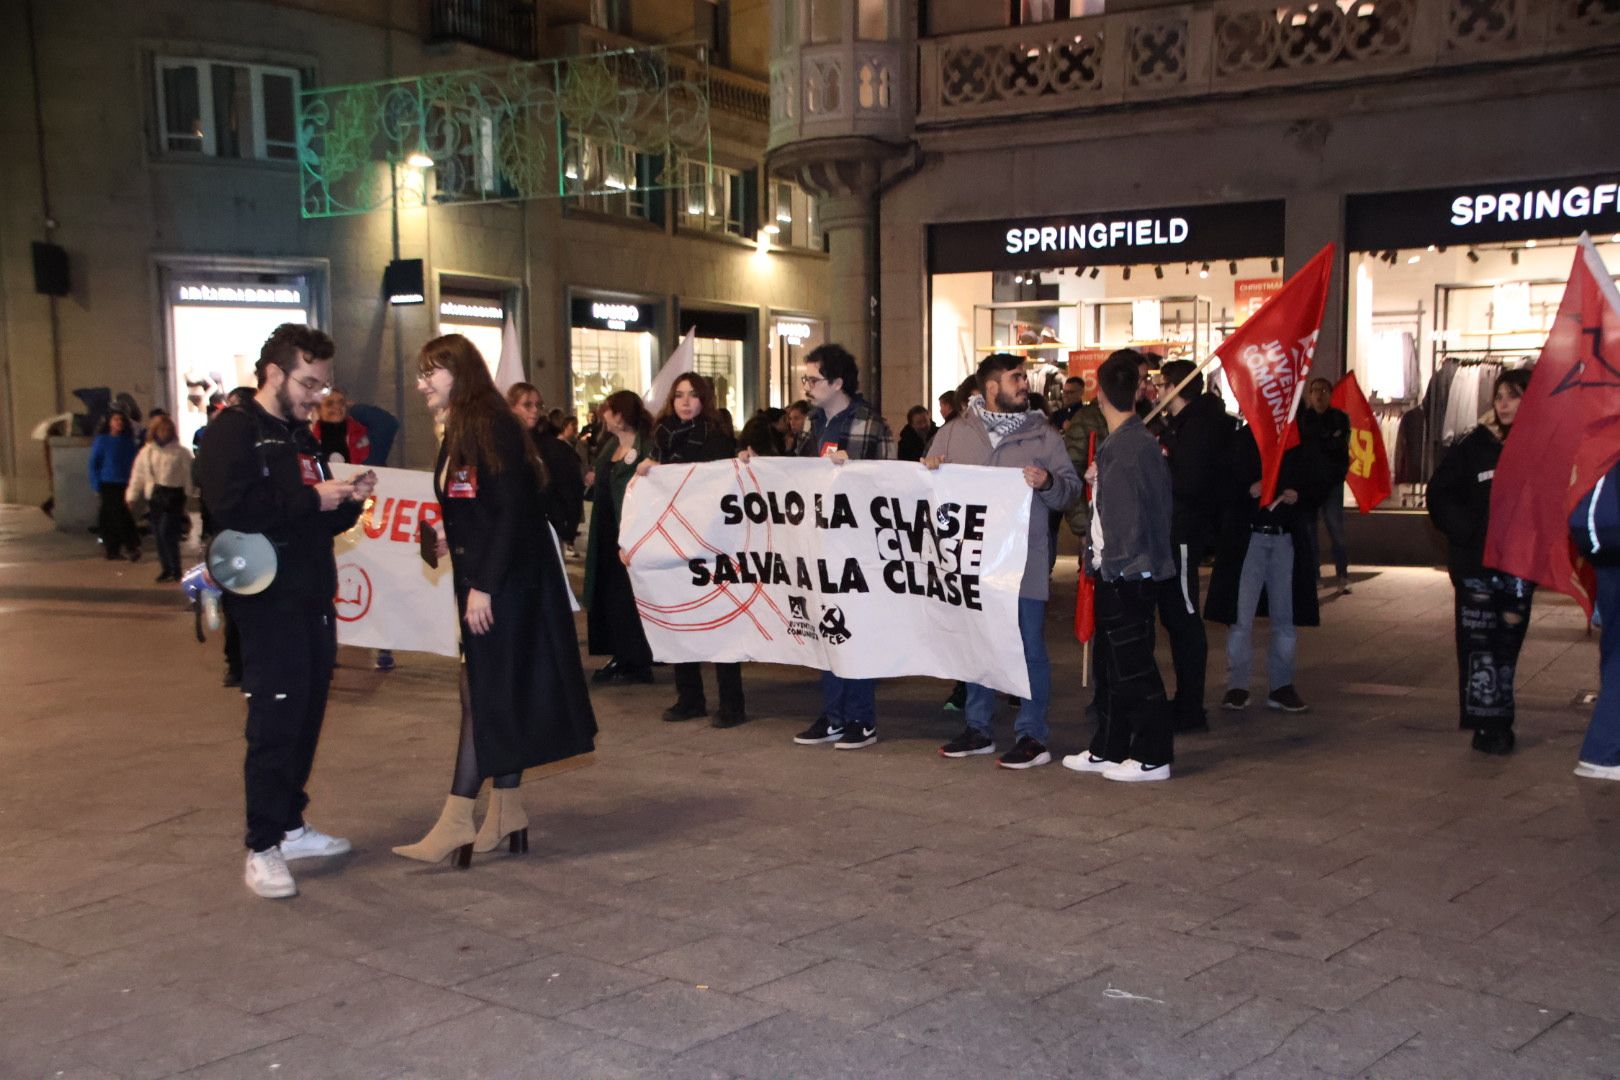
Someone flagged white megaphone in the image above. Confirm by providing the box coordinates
[206,530,278,595]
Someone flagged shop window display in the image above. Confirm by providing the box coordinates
[1346,237,1620,510]
[571,325,656,424]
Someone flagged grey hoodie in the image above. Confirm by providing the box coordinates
[927,408,1082,600]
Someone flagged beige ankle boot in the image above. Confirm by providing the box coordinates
[473,787,529,854]
[392,795,477,867]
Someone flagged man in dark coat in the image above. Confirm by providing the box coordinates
[1156,360,1235,733]
[1205,426,1323,714]
[1298,377,1353,591]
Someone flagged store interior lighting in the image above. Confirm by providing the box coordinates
[1122,266,1131,280]
[1199,262,1210,279]
[1154,265,1165,279]
[1088,266,1100,279]
[1228,260,1239,276]
[1467,249,1480,263]
[1407,254,1422,264]
[1270,257,1280,273]
[1524,238,1537,248]
[405,151,434,169]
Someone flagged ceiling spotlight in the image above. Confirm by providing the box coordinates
[1426,244,1437,252]
[1228,260,1238,276]
[1511,249,1520,265]
[405,151,435,168]
[1407,254,1421,264]
[1199,263,1210,279]
[1154,265,1165,280]
[1524,239,1537,248]
[1088,266,1100,280]
[1466,249,1480,263]
[1122,266,1132,281]
[1612,233,1620,243]
[1270,257,1280,273]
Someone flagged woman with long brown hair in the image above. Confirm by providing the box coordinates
[582,389,655,684]
[394,334,596,866]
[505,381,586,555]
[636,373,748,726]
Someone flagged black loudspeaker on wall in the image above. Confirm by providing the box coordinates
[32,241,70,296]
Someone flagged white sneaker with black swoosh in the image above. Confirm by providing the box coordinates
[1102,758,1171,783]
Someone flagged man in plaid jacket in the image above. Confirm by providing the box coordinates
[791,343,895,749]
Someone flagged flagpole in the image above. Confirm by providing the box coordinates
[1141,351,1225,427]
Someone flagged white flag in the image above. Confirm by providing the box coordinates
[645,327,696,409]
[493,313,525,394]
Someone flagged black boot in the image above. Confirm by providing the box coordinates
[1471,729,1515,755]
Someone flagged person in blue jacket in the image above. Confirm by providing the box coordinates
[88,411,141,560]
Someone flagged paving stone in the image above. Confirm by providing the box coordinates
[1038,969,1257,1039]
[630,933,819,993]
[915,939,1102,998]
[356,925,543,987]
[0,974,200,1048]
[742,959,950,1027]
[173,1033,415,1079]
[8,896,198,958]
[1353,976,1566,1051]
[264,973,482,1048]
[851,847,1016,890]
[376,1004,594,1078]
[0,933,75,1002]
[1514,1012,1620,1078]
[1243,1006,1417,1076]
[1184,949,1392,1012]
[457,952,660,1017]
[1064,880,1246,932]
[675,1011,916,1078]
[1064,922,1244,981]
[553,1037,736,1080]
[874,986,1088,1070]
[785,914,966,971]
[1193,900,1382,960]
[528,911,713,966]
[1360,1033,1567,1080]
[1338,927,1526,991]
[933,900,1117,950]
[56,1000,293,1080]
[560,980,779,1054]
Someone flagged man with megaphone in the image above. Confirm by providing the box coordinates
[199,323,376,899]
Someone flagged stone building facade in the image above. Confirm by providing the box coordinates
[0,0,830,504]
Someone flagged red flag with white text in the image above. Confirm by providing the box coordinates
[1075,432,1096,645]
[1330,372,1392,513]
[1483,236,1620,617]
[1215,245,1336,505]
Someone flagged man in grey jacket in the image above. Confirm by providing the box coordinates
[1062,349,1177,783]
[925,353,1082,769]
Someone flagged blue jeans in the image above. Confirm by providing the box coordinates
[1226,531,1296,692]
[966,597,1051,744]
[820,671,875,730]
[1310,484,1349,579]
[1579,563,1620,766]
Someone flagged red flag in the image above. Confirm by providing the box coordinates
[1484,236,1620,617]
[1075,432,1096,643]
[1216,245,1336,505]
[1330,372,1392,513]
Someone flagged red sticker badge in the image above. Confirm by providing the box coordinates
[297,454,322,486]
[819,441,841,458]
[447,467,478,499]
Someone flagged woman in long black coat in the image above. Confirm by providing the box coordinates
[394,334,597,867]
[637,372,748,727]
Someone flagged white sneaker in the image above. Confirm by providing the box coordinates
[1103,758,1172,783]
[245,847,297,899]
[1061,752,1115,774]
[1574,761,1620,781]
[280,825,351,860]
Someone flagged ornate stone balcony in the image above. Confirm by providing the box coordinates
[768,41,913,152]
[917,0,1620,127]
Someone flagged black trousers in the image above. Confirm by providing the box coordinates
[97,483,139,556]
[1155,543,1208,724]
[674,662,744,716]
[1453,573,1535,734]
[223,610,242,678]
[1090,578,1173,766]
[234,602,337,851]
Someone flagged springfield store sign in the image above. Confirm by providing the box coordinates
[929,200,1286,273]
[1347,173,1620,250]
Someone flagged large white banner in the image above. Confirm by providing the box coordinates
[331,464,460,657]
[620,458,1033,697]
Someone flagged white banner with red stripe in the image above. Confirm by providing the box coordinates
[619,458,1033,697]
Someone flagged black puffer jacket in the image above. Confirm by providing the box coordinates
[1427,418,1506,584]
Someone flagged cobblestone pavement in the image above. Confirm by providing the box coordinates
[2,505,1617,1079]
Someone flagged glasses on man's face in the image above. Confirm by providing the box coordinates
[800,374,826,388]
[292,375,332,396]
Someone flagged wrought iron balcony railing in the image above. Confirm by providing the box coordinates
[917,0,1620,127]
[427,0,538,62]
[556,23,772,125]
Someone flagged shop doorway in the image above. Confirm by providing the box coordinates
[568,293,661,424]
[768,313,825,408]
[676,305,756,422]
[438,287,512,378]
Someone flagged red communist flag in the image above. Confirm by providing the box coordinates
[1075,432,1096,644]
[1330,371,1392,513]
[1484,236,1620,616]
[1216,245,1336,505]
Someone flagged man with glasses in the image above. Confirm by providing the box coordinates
[789,343,895,749]
[200,323,375,899]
